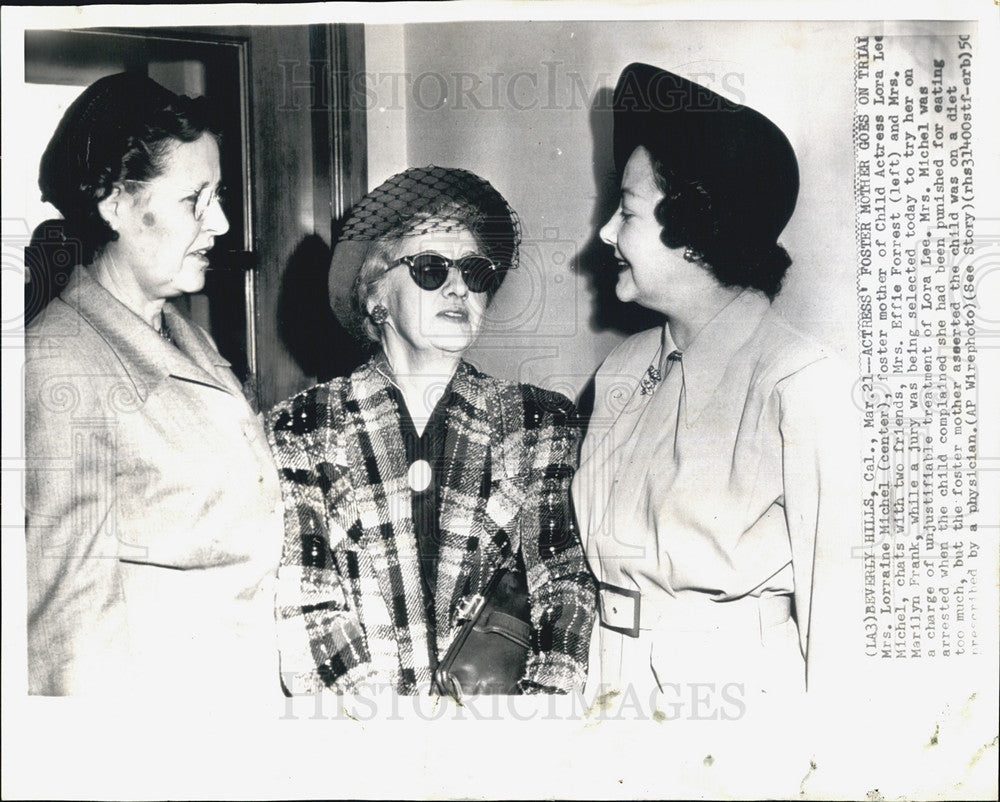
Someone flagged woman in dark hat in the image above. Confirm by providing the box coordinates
[573,63,853,703]
[269,166,595,697]
[25,73,283,697]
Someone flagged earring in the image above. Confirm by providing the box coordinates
[683,247,700,264]
[369,304,389,325]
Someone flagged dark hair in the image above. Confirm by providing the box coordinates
[649,153,792,300]
[38,74,220,265]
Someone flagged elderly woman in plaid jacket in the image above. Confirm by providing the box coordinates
[269,167,595,696]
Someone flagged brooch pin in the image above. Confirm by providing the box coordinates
[639,351,681,396]
[639,364,662,395]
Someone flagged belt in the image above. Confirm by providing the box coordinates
[598,581,793,639]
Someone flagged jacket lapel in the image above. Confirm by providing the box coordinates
[433,364,521,645]
[163,303,241,394]
[59,266,234,401]
[343,360,431,690]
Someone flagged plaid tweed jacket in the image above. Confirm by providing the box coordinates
[268,358,596,695]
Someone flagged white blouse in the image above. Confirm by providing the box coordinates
[572,290,857,690]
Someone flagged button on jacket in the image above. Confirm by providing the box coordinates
[25,265,283,698]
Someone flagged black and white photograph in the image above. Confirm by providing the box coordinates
[2,2,997,799]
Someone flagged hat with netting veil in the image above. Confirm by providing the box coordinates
[328,165,521,331]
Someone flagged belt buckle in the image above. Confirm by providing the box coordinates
[455,593,485,623]
[598,582,641,638]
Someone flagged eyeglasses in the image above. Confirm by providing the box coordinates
[387,251,505,294]
[123,180,226,222]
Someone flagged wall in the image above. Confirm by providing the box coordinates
[365,25,409,187]
[365,20,865,401]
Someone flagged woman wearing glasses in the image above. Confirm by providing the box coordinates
[269,166,595,696]
[25,73,283,697]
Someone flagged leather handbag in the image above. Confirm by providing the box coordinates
[433,566,531,700]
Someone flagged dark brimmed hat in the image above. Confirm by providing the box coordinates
[612,62,798,252]
[327,165,520,332]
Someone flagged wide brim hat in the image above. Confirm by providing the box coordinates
[612,62,799,252]
[327,165,520,334]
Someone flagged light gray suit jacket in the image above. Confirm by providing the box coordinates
[25,265,283,697]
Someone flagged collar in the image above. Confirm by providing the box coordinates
[59,265,236,402]
[353,354,471,402]
[666,289,771,424]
